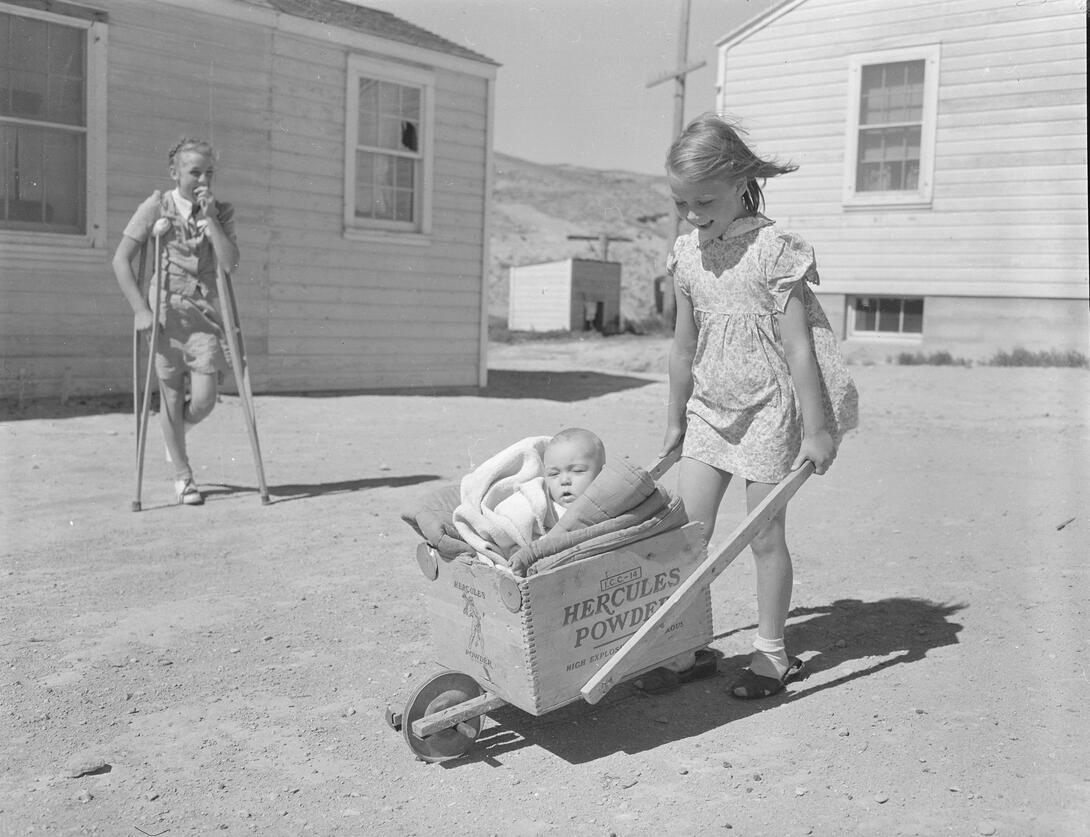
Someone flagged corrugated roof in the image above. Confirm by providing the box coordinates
[250,0,499,66]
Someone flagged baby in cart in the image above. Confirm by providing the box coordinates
[403,427,687,573]
[446,428,608,567]
[400,427,715,691]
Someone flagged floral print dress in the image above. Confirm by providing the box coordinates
[668,215,859,483]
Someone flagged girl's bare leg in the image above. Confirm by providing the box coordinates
[741,479,793,683]
[676,456,732,545]
[633,455,730,688]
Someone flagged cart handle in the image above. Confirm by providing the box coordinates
[646,443,682,481]
[580,460,815,705]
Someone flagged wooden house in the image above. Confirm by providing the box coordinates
[508,258,622,333]
[715,0,1087,362]
[0,0,498,400]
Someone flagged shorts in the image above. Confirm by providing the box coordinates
[154,294,229,384]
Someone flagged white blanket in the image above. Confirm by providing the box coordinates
[453,436,553,566]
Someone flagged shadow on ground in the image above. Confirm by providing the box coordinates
[479,369,657,402]
[0,395,133,421]
[0,369,656,420]
[199,474,443,504]
[432,597,965,767]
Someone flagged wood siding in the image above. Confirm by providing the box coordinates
[716,0,1088,310]
[0,0,493,400]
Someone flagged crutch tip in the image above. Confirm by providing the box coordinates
[260,494,271,505]
[130,501,142,512]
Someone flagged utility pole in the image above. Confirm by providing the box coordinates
[646,0,705,323]
[566,233,632,262]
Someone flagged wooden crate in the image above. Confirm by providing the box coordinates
[422,522,713,716]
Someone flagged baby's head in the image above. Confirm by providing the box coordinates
[543,428,606,508]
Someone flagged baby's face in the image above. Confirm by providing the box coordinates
[544,439,603,507]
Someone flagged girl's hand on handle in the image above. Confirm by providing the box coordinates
[133,308,154,332]
[792,429,835,475]
[660,422,686,459]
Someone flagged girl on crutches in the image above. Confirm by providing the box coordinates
[113,137,239,506]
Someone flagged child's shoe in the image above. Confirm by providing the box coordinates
[175,477,204,506]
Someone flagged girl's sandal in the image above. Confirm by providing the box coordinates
[729,657,804,700]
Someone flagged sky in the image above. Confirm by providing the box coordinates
[355,0,777,175]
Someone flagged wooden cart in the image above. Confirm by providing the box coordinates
[386,453,813,762]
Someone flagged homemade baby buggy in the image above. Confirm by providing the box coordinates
[388,448,812,762]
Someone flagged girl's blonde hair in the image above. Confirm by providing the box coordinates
[666,113,797,214]
[167,137,215,167]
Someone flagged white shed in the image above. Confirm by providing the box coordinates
[508,258,621,333]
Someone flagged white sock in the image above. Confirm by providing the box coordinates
[750,635,789,679]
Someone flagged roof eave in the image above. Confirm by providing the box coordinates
[715,0,808,50]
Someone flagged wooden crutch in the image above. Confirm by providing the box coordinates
[131,241,148,446]
[581,459,816,704]
[214,266,270,504]
[132,226,168,512]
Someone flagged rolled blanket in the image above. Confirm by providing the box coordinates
[452,436,553,566]
[400,484,473,560]
[525,493,689,575]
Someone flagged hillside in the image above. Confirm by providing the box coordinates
[489,151,676,325]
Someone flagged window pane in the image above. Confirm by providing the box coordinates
[394,189,413,222]
[0,14,84,124]
[46,23,83,124]
[902,298,924,333]
[853,297,877,331]
[394,156,414,189]
[377,114,401,149]
[877,298,902,331]
[358,80,379,146]
[400,86,420,118]
[372,151,396,220]
[357,76,422,153]
[859,59,925,125]
[41,129,83,227]
[378,81,399,115]
[354,181,374,219]
[9,16,46,72]
[44,21,81,123]
[856,126,921,191]
[5,69,46,117]
[0,124,84,232]
[355,150,378,218]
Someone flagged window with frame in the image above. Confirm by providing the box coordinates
[849,296,924,337]
[844,46,939,209]
[344,55,433,239]
[0,3,106,245]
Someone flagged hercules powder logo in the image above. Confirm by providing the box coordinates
[561,566,682,648]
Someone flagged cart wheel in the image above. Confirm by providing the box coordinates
[402,670,483,763]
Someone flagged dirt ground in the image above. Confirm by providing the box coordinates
[1,335,1087,837]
